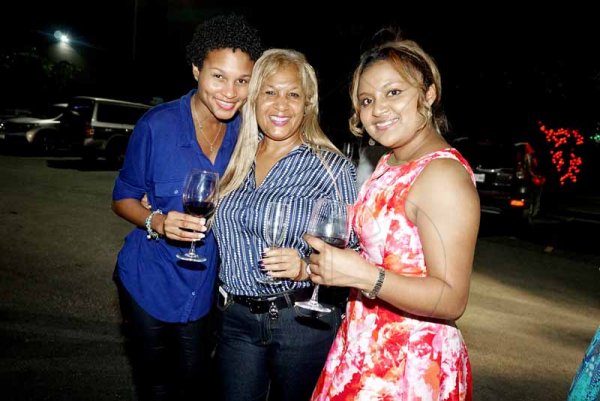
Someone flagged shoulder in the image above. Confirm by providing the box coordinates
[132,96,189,144]
[313,148,355,173]
[138,97,182,126]
[411,156,479,212]
[418,154,474,188]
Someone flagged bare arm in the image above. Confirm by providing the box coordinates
[306,158,480,321]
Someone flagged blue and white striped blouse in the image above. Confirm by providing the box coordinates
[213,144,358,297]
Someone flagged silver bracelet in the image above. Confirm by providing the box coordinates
[361,267,385,299]
[145,209,163,240]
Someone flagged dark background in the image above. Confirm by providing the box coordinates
[1,1,598,144]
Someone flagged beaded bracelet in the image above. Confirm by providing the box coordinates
[145,209,163,240]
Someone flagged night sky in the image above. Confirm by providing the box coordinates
[1,1,598,143]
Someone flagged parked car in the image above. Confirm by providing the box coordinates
[60,96,151,167]
[0,103,67,153]
[452,137,546,224]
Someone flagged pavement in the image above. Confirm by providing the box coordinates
[0,155,599,400]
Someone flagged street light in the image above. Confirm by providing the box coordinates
[49,30,83,67]
[53,30,70,45]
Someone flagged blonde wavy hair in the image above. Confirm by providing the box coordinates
[219,48,340,198]
[349,38,448,137]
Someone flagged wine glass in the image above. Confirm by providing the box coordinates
[256,201,290,285]
[176,169,219,263]
[341,142,356,165]
[295,198,350,313]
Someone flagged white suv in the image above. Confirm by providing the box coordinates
[60,96,151,167]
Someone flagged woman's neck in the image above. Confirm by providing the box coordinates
[258,136,303,158]
[389,128,446,165]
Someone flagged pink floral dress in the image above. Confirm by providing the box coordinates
[311,149,474,401]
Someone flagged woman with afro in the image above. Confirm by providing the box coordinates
[111,14,262,400]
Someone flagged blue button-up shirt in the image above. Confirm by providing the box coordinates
[112,90,240,322]
[214,144,357,297]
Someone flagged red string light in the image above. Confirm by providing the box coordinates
[538,122,585,185]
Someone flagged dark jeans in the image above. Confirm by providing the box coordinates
[116,279,214,401]
[215,299,341,401]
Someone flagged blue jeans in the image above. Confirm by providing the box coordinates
[216,300,341,401]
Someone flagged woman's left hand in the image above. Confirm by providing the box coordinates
[304,234,366,288]
[261,248,305,280]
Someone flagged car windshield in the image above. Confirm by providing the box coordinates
[28,104,66,119]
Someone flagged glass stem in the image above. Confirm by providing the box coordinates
[310,284,321,304]
[188,240,196,256]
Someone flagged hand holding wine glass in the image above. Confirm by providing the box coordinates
[295,198,350,313]
[256,201,290,285]
[176,169,219,263]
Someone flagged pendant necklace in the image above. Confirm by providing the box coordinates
[191,98,223,156]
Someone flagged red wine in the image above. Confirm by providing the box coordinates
[320,236,347,248]
[184,201,215,218]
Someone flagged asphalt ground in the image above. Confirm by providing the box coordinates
[0,155,598,400]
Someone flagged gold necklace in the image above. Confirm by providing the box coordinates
[191,98,223,156]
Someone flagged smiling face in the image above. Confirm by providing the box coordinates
[357,59,433,149]
[193,48,254,121]
[255,63,306,144]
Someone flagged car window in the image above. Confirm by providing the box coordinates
[96,103,147,125]
[67,99,94,120]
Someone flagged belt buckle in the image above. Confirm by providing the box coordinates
[268,302,279,320]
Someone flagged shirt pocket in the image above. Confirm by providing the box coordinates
[153,179,184,210]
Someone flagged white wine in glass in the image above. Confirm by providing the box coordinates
[256,201,290,285]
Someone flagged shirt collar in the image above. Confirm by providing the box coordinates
[177,89,197,148]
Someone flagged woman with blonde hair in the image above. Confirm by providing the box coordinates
[212,48,357,401]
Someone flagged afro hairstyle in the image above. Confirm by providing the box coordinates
[186,14,263,68]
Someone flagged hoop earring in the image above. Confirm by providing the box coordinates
[368,137,376,146]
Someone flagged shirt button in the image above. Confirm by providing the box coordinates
[174,190,179,194]
[191,291,196,296]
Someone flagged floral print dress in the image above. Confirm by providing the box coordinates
[311,149,474,401]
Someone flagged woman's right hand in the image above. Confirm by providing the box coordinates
[162,211,207,242]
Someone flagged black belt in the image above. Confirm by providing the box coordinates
[231,287,313,317]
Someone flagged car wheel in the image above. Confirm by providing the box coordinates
[525,189,542,225]
[35,131,57,155]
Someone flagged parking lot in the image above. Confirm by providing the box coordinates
[0,154,598,400]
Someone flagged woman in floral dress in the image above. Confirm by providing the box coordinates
[305,33,480,400]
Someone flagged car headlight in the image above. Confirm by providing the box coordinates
[26,129,37,143]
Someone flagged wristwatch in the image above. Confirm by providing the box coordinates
[361,267,385,299]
